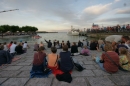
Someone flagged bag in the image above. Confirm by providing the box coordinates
[99,60,104,63]
[74,63,84,71]
[71,57,85,71]
[43,66,51,74]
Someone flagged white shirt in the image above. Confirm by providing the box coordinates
[10,44,17,53]
[105,35,122,42]
[23,43,27,48]
[83,41,87,46]
[4,45,8,51]
[125,43,130,51]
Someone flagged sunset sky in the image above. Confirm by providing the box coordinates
[0,0,130,32]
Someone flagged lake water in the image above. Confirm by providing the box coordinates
[0,32,88,44]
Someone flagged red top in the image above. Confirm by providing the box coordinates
[8,43,12,49]
[33,52,46,65]
[102,52,119,73]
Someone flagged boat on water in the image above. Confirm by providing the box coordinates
[34,35,42,39]
[67,26,79,36]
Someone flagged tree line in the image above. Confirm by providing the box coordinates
[0,25,38,33]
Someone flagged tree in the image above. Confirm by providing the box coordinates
[0,26,4,38]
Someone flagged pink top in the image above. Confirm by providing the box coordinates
[81,48,90,55]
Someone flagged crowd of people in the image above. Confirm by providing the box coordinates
[0,41,29,67]
[1,35,130,83]
[31,36,130,82]
[87,24,130,33]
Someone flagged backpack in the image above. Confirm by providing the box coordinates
[71,57,85,71]
[74,63,84,71]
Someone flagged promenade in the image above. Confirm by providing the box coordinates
[0,44,130,86]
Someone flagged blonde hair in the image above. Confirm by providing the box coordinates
[119,47,130,62]
[119,47,128,55]
[41,41,43,44]
[104,43,113,51]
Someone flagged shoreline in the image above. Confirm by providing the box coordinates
[0,35,31,39]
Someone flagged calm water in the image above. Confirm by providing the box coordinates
[0,32,88,44]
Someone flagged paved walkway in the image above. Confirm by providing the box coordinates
[0,44,130,86]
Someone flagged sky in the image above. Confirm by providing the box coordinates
[0,0,130,32]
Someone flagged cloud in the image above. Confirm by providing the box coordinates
[116,8,130,14]
[98,17,130,24]
[83,3,112,15]
[114,0,120,2]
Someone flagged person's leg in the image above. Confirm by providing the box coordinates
[95,57,106,71]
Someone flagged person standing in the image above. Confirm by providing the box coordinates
[44,39,52,48]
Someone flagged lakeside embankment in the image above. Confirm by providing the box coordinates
[87,33,130,39]
[0,44,130,86]
[0,35,31,38]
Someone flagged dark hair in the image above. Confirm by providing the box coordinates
[10,41,13,44]
[122,36,129,41]
[14,41,17,44]
[62,45,68,51]
[73,42,76,46]
[119,47,128,55]
[51,47,57,53]
[4,42,6,45]
[0,45,4,50]
[25,41,27,43]
[38,46,45,52]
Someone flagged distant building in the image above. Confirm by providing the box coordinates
[92,23,99,29]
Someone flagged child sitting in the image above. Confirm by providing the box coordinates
[80,46,90,56]
[119,47,130,71]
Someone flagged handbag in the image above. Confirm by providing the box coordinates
[71,57,84,71]
[105,53,124,70]
[37,53,51,73]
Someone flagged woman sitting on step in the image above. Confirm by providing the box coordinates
[92,43,119,73]
[47,47,60,75]
[30,46,51,78]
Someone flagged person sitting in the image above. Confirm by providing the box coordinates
[66,40,70,48]
[30,46,51,78]
[78,40,83,47]
[115,41,128,55]
[23,41,29,53]
[34,42,39,51]
[90,40,98,50]
[47,47,59,74]
[3,42,8,51]
[44,39,52,48]
[15,43,24,55]
[71,42,78,55]
[61,41,65,48]
[92,43,119,73]
[80,46,90,56]
[8,41,13,49]
[119,47,130,71]
[59,45,74,73]
[39,41,44,47]
[10,41,17,57]
[0,45,12,67]
[55,42,60,49]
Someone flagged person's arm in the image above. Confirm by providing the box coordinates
[44,39,48,43]
[100,53,104,61]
